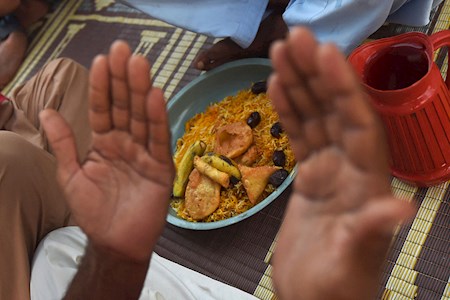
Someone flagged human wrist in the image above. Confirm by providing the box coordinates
[64,241,150,300]
[87,241,151,266]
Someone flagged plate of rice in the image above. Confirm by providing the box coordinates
[167,58,297,230]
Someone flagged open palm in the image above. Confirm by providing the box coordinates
[40,41,174,262]
[268,28,416,300]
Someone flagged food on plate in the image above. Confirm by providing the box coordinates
[194,156,230,188]
[201,153,241,180]
[239,165,280,204]
[171,87,295,222]
[269,169,290,187]
[185,169,221,220]
[251,80,267,94]
[270,122,283,138]
[272,150,286,167]
[235,145,259,166]
[214,121,253,158]
[246,111,261,128]
[172,140,206,198]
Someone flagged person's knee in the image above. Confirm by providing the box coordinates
[0,131,53,183]
[43,57,88,80]
[0,130,65,221]
[38,57,89,97]
[0,130,56,185]
[44,57,80,70]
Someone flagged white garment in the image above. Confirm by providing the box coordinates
[30,227,258,300]
[122,0,442,54]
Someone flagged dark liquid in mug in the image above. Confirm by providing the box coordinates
[364,43,430,90]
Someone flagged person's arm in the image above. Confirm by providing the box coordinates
[64,244,149,300]
[40,40,174,299]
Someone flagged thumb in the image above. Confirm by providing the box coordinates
[352,196,416,242]
[40,109,81,185]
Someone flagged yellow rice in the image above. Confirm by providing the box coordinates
[171,88,295,222]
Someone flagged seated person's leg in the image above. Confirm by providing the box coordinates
[0,131,69,299]
[0,0,50,88]
[5,57,91,160]
[268,28,416,300]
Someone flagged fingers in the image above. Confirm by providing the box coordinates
[89,40,171,158]
[128,55,151,146]
[269,27,388,171]
[268,74,309,160]
[351,197,416,242]
[40,109,80,185]
[268,28,329,161]
[109,41,132,131]
[317,44,374,129]
[146,87,172,164]
[317,44,389,172]
[89,55,111,133]
[91,41,150,136]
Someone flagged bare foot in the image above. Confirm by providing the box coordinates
[194,11,288,71]
[0,30,27,88]
[0,0,49,88]
[268,28,416,300]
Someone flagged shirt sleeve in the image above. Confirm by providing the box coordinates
[282,0,395,54]
[387,0,443,27]
[121,0,269,48]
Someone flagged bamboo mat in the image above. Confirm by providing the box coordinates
[4,1,450,299]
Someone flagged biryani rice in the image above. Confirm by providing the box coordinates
[171,88,295,222]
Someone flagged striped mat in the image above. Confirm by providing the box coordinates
[3,1,450,299]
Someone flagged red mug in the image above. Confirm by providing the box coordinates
[349,30,450,187]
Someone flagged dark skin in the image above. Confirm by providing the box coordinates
[40,28,415,299]
[40,41,174,299]
[268,28,416,300]
[193,0,289,71]
[0,0,49,88]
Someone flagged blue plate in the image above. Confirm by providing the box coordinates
[167,58,297,230]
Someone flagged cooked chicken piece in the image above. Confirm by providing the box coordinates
[239,165,280,204]
[235,145,259,166]
[194,156,230,188]
[214,122,253,158]
[185,169,221,220]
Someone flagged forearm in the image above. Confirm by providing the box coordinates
[64,242,150,300]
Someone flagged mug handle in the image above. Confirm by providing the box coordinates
[430,30,450,89]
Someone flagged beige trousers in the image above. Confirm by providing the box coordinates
[0,58,91,299]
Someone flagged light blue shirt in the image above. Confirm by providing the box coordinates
[123,0,269,48]
[123,0,442,53]
[283,0,443,53]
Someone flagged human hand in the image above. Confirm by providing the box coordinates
[268,28,416,300]
[40,41,174,263]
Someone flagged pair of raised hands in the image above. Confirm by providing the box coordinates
[41,28,414,300]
